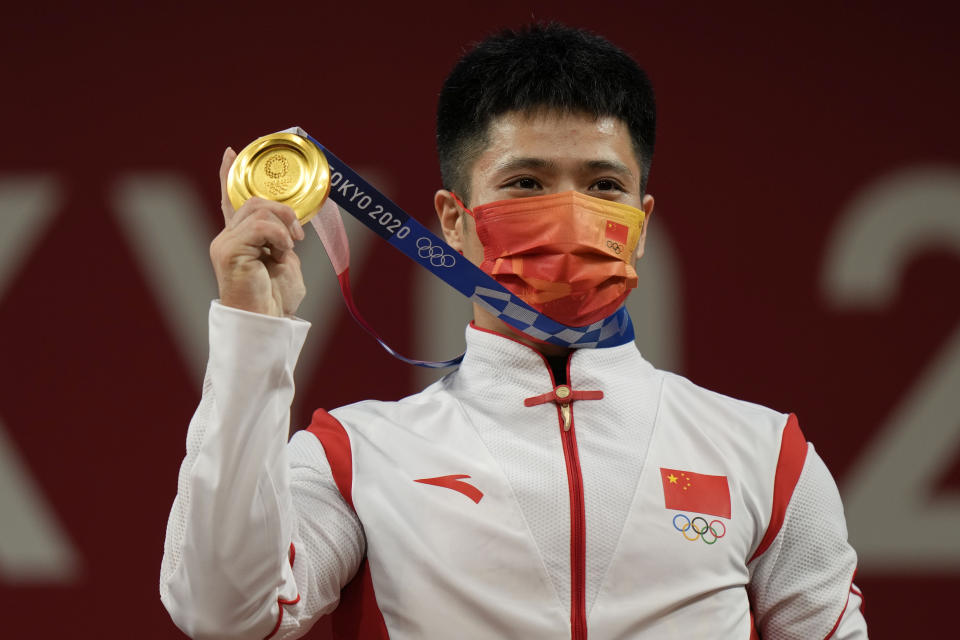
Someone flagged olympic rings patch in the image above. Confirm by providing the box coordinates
[605,239,623,255]
[416,237,456,268]
[672,513,727,544]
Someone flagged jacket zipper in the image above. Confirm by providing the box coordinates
[556,388,588,640]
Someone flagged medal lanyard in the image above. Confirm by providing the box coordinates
[287,127,635,368]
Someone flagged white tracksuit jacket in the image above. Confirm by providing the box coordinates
[160,302,867,639]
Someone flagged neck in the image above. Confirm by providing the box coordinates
[472,303,572,358]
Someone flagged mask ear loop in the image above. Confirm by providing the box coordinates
[309,198,464,369]
[448,191,475,217]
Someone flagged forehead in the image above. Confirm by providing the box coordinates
[471,109,639,179]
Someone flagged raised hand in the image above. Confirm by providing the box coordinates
[210,148,307,317]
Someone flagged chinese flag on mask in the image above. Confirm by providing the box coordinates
[605,220,629,244]
[660,468,731,519]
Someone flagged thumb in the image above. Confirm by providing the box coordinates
[219,147,238,224]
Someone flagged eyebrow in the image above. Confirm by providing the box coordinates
[491,157,556,174]
[583,159,636,179]
[491,156,636,179]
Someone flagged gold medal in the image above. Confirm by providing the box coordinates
[226,132,331,224]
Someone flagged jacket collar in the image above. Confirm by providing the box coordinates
[453,323,652,398]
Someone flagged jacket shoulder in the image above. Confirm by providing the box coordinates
[326,374,463,436]
[659,369,790,437]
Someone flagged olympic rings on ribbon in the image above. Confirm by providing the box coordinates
[672,513,727,544]
[416,236,456,268]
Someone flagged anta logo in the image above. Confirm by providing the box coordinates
[415,474,484,504]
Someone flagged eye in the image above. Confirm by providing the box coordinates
[505,177,541,190]
[591,178,624,192]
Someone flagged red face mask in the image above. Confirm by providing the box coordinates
[456,190,646,327]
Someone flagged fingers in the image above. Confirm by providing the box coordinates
[219,147,238,223]
[239,217,295,263]
[229,197,305,241]
[215,199,305,267]
[214,210,295,266]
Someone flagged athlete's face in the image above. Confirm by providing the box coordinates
[433,108,655,350]
[434,109,654,266]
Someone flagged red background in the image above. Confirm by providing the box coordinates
[2,1,958,637]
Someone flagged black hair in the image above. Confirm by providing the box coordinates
[437,23,656,203]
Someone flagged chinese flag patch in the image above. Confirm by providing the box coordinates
[605,220,629,244]
[660,468,731,519]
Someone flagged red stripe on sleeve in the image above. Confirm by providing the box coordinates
[823,571,860,640]
[306,408,355,509]
[323,558,391,639]
[306,410,389,636]
[263,541,303,637]
[850,583,865,616]
[263,591,302,640]
[749,413,808,563]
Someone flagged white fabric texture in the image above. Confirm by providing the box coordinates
[444,340,575,612]
[567,345,661,617]
[161,302,867,639]
[269,431,365,638]
[748,446,867,639]
[384,331,661,621]
[160,302,363,640]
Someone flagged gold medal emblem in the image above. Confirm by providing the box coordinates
[226,132,330,224]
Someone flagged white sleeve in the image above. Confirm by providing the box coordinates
[159,302,364,640]
[275,431,365,638]
[747,445,868,639]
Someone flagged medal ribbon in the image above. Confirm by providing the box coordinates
[286,127,635,368]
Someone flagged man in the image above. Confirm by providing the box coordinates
[161,24,867,639]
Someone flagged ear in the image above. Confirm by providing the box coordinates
[434,189,468,253]
[634,193,655,262]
